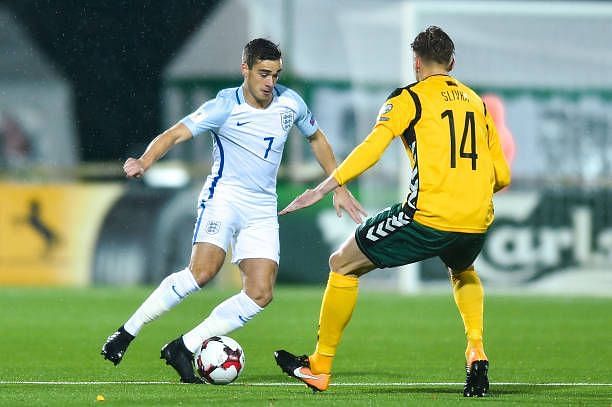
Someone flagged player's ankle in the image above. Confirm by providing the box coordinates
[309,352,333,375]
[465,340,487,363]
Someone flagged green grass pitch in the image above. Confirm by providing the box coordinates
[0,286,610,405]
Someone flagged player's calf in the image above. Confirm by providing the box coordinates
[160,336,204,384]
[101,326,134,366]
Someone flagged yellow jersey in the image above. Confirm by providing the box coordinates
[332,74,511,233]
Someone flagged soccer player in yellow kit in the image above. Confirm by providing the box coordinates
[274,26,511,397]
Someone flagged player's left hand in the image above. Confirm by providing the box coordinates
[279,188,325,216]
[332,186,367,223]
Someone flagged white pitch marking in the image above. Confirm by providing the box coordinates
[0,381,610,386]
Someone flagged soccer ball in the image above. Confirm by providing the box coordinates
[194,336,245,385]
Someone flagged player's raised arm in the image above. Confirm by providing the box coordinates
[306,129,366,223]
[123,122,192,178]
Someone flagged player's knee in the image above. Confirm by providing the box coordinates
[329,250,340,272]
[329,249,349,275]
[245,286,273,308]
[188,264,217,287]
[250,291,273,308]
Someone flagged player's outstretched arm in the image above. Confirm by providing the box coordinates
[306,129,366,223]
[292,125,393,219]
[279,175,340,216]
[123,122,192,179]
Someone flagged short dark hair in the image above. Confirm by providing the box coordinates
[411,26,454,67]
[242,38,282,68]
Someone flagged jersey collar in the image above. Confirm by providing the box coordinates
[237,84,279,109]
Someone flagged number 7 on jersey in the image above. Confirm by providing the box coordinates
[263,137,274,159]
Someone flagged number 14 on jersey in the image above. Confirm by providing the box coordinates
[441,109,478,170]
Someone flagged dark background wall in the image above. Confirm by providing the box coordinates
[6,0,221,161]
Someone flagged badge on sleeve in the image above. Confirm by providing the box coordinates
[377,103,393,121]
[189,109,207,124]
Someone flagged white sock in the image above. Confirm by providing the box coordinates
[123,268,200,336]
[182,291,263,353]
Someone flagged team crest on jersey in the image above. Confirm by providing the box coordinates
[205,220,221,235]
[280,111,295,131]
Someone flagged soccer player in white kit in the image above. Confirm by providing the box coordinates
[101,38,366,383]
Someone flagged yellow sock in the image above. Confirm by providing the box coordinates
[450,268,488,363]
[309,353,334,375]
[309,272,359,374]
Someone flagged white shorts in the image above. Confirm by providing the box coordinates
[191,191,280,265]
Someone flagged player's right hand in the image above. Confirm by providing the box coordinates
[123,157,146,178]
[279,188,325,216]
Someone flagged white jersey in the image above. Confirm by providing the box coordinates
[181,84,318,205]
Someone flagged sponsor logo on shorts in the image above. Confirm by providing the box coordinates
[205,220,221,235]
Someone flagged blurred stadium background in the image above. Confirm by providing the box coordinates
[1,0,612,296]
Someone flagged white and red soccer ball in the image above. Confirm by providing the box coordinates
[194,336,245,385]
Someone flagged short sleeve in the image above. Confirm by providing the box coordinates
[374,88,414,137]
[180,94,234,137]
[291,91,318,137]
